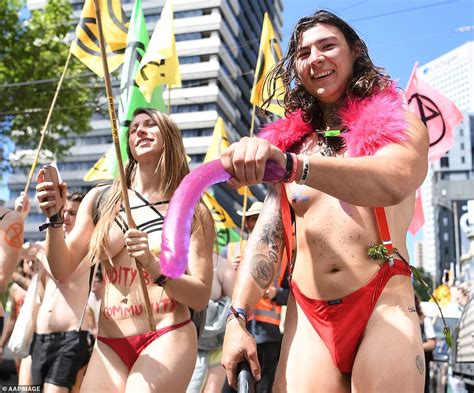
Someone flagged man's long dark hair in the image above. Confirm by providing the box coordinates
[264,10,392,128]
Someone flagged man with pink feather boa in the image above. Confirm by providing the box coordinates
[221,10,429,393]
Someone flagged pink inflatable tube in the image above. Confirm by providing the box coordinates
[160,159,285,278]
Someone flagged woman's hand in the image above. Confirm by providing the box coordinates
[221,137,286,188]
[35,168,66,219]
[221,317,261,389]
[124,228,157,270]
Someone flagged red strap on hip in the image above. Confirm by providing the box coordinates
[281,186,293,268]
[374,207,394,252]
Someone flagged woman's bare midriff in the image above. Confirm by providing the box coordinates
[97,244,192,338]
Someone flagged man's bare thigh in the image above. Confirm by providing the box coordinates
[352,275,424,393]
[274,297,350,393]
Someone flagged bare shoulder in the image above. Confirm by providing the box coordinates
[405,111,429,149]
[0,208,23,225]
[0,208,24,250]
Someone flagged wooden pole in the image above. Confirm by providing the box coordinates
[238,104,257,252]
[21,50,72,197]
[93,0,155,331]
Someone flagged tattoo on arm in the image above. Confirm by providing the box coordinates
[3,223,23,249]
[250,254,276,289]
[249,185,284,288]
[415,355,424,375]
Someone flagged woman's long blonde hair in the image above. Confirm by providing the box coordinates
[87,108,190,264]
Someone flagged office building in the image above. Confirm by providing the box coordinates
[418,41,474,282]
[10,0,284,241]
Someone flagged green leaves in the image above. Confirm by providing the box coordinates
[367,243,390,261]
[0,0,99,171]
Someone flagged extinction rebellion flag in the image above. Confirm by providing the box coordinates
[70,0,128,77]
[406,63,464,161]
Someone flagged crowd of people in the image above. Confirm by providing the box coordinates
[0,8,467,393]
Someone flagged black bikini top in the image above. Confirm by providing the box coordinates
[114,190,169,235]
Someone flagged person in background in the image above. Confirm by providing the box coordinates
[15,191,92,393]
[0,201,24,349]
[0,246,40,374]
[88,270,105,335]
[187,252,235,393]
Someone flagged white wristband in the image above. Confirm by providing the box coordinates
[296,155,310,185]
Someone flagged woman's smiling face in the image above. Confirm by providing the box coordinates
[295,23,358,104]
[128,112,164,161]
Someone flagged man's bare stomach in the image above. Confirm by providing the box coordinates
[36,288,89,333]
[287,185,413,301]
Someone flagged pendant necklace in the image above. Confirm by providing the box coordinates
[315,127,346,157]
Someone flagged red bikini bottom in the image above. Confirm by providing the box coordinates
[291,259,411,373]
[97,319,192,370]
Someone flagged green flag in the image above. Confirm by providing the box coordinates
[84,0,166,181]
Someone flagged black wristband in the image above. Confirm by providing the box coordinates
[283,152,293,181]
[39,208,64,232]
[154,274,169,287]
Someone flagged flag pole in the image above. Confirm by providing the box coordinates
[20,50,73,199]
[167,84,171,115]
[238,103,257,251]
[93,0,155,331]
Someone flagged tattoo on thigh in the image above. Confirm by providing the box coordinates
[415,355,424,375]
[250,254,275,289]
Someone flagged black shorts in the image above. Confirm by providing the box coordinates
[31,330,89,389]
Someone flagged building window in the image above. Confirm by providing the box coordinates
[461,156,465,164]
[443,232,449,242]
[440,156,449,168]
[459,128,464,136]
[460,142,465,150]
[442,217,448,226]
[174,10,203,19]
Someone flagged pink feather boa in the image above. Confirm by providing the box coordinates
[258,84,408,157]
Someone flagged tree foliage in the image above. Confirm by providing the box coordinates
[0,0,100,173]
[413,266,435,302]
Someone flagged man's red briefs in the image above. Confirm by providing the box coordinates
[97,318,191,370]
[291,259,411,373]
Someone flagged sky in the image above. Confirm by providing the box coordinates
[281,0,474,88]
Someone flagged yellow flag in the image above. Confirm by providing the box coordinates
[204,117,229,163]
[250,13,285,117]
[204,118,252,197]
[202,192,237,231]
[135,0,181,101]
[83,147,114,182]
[70,0,128,77]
